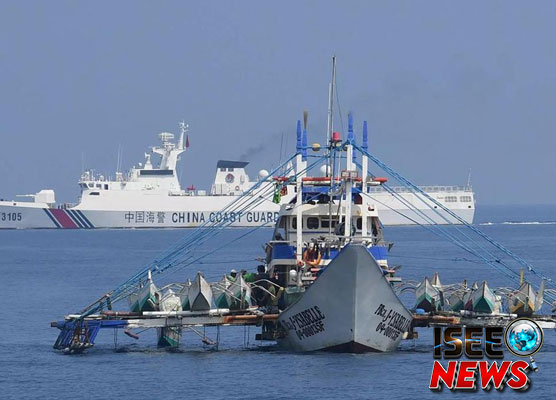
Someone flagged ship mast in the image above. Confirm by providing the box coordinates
[326,56,336,145]
[327,56,336,237]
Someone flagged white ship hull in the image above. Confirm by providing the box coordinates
[0,187,474,229]
[277,244,412,353]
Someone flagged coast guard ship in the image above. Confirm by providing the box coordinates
[0,122,475,229]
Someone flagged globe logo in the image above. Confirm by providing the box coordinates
[504,318,543,357]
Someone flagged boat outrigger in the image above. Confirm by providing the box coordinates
[51,58,556,354]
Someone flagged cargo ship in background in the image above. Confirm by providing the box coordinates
[0,122,475,229]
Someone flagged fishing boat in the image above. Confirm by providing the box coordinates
[188,272,213,311]
[228,274,252,310]
[258,66,412,352]
[415,277,441,312]
[157,288,183,347]
[463,281,478,311]
[159,288,182,312]
[212,275,232,309]
[470,281,500,314]
[508,280,544,316]
[128,270,160,312]
[446,290,465,312]
[178,280,192,311]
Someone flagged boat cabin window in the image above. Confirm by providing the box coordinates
[320,218,338,228]
[445,196,457,202]
[228,167,234,172]
[356,217,362,230]
[292,217,303,229]
[307,217,319,229]
[104,184,109,190]
[81,183,88,189]
[89,192,100,196]
[220,167,226,172]
[321,217,338,228]
[96,184,102,189]
[88,183,94,188]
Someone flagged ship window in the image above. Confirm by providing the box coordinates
[88,183,94,188]
[460,196,472,202]
[81,183,88,188]
[321,217,338,228]
[96,184,102,188]
[104,184,109,190]
[356,217,362,230]
[89,192,100,196]
[445,196,457,202]
[292,217,303,229]
[307,217,319,229]
[220,167,226,172]
[228,168,234,172]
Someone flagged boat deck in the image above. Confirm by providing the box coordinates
[51,306,556,353]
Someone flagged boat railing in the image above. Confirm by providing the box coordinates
[367,185,473,194]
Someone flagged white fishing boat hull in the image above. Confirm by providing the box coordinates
[508,282,537,315]
[157,289,183,347]
[415,277,441,312]
[128,280,159,313]
[277,245,412,353]
[188,273,213,311]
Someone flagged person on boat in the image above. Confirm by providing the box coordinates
[242,268,257,283]
[252,265,270,306]
[267,279,284,313]
[227,269,238,282]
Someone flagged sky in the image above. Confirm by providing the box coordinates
[1,1,555,205]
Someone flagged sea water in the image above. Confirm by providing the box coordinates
[1,205,555,399]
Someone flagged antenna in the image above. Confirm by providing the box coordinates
[116,144,121,173]
[326,56,336,144]
[466,168,472,188]
[178,120,188,150]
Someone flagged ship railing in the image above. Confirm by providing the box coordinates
[367,185,473,194]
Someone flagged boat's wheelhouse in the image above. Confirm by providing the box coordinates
[265,186,393,309]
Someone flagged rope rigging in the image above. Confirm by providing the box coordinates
[80,151,331,316]
[353,143,556,304]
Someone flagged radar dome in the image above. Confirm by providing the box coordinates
[258,169,269,179]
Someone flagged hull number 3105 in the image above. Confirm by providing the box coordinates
[1,212,22,221]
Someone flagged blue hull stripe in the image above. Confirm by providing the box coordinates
[66,210,85,228]
[43,209,61,228]
[76,210,94,228]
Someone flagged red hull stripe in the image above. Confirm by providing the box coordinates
[49,209,79,229]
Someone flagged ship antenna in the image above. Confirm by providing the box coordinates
[178,120,188,150]
[466,168,472,189]
[326,55,336,145]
